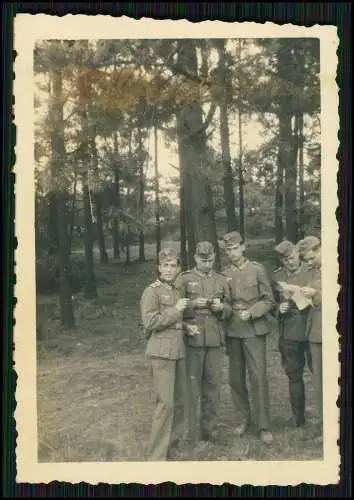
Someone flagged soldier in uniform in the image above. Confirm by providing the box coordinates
[221,231,275,445]
[297,236,323,438]
[140,248,190,461]
[272,240,312,428]
[174,241,232,448]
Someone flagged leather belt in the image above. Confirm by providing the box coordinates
[193,310,214,317]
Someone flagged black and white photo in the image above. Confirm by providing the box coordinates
[14,15,340,485]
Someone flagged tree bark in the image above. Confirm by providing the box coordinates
[277,40,299,244]
[220,102,238,232]
[284,115,299,243]
[50,65,75,328]
[217,39,238,232]
[176,40,219,259]
[179,181,188,271]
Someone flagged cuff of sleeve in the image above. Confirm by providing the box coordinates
[249,301,274,319]
[221,304,233,320]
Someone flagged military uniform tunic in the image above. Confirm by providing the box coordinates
[306,266,323,421]
[140,279,187,461]
[272,264,312,426]
[222,259,275,431]
[174,269,232,443]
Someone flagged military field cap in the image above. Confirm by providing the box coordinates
[159,247,180,263]
[274,240,297,259]
[195,241,215,258]
[297,236,321,255]
[222,231,243,248]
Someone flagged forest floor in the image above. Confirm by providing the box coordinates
[36,241,323,463]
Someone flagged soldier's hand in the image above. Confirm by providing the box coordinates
[210,298,224,312]
[194,297,209,308]
[279,302,290,314]
[176,299,190,312]
[239,310,251,321]
[301,286,316,298]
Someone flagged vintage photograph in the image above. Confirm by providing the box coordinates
[14,16,340,485]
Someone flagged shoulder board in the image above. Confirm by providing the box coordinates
[215,270,228,278]
[149,281,161,288]
[273,267,282,273]
[250,260,264,268]
[180,270,192,275]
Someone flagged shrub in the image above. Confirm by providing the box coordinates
[36,254,87,295]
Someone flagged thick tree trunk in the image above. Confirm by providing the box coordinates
[179,182,188,271]
[83,177,97,298]
[277,40,299,244]
[176,40,219,259]
[284,115,299,243]
[50,66,75,328]
[177,132,189,269]
[220,102,238,232]
[217,38,238,232]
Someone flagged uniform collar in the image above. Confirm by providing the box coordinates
[156,279,174,290]
[232,258,248,271]
[194,267,214,278]
[285,264,303,277]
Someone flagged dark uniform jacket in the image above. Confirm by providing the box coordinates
[174,269,232,348]
[222,260,275,339]
[272,264,312,342]
[140,279,185,360]
[306,267,322,344]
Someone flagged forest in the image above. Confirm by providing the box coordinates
[35,38,321,329]
[34,38,323,463]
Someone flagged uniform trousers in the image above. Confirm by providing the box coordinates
[147,357,187,461]
[278,338,310,425]
[309,342,323,422]
[185,346,222,444]
[227,336,271,430]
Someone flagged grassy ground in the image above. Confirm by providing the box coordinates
[37,241,323,462]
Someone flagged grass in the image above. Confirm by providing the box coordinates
[36,241,323,462]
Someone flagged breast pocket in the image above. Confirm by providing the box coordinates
[186,282,201,299]
[243,277,259,301]
[159,293,175,309]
